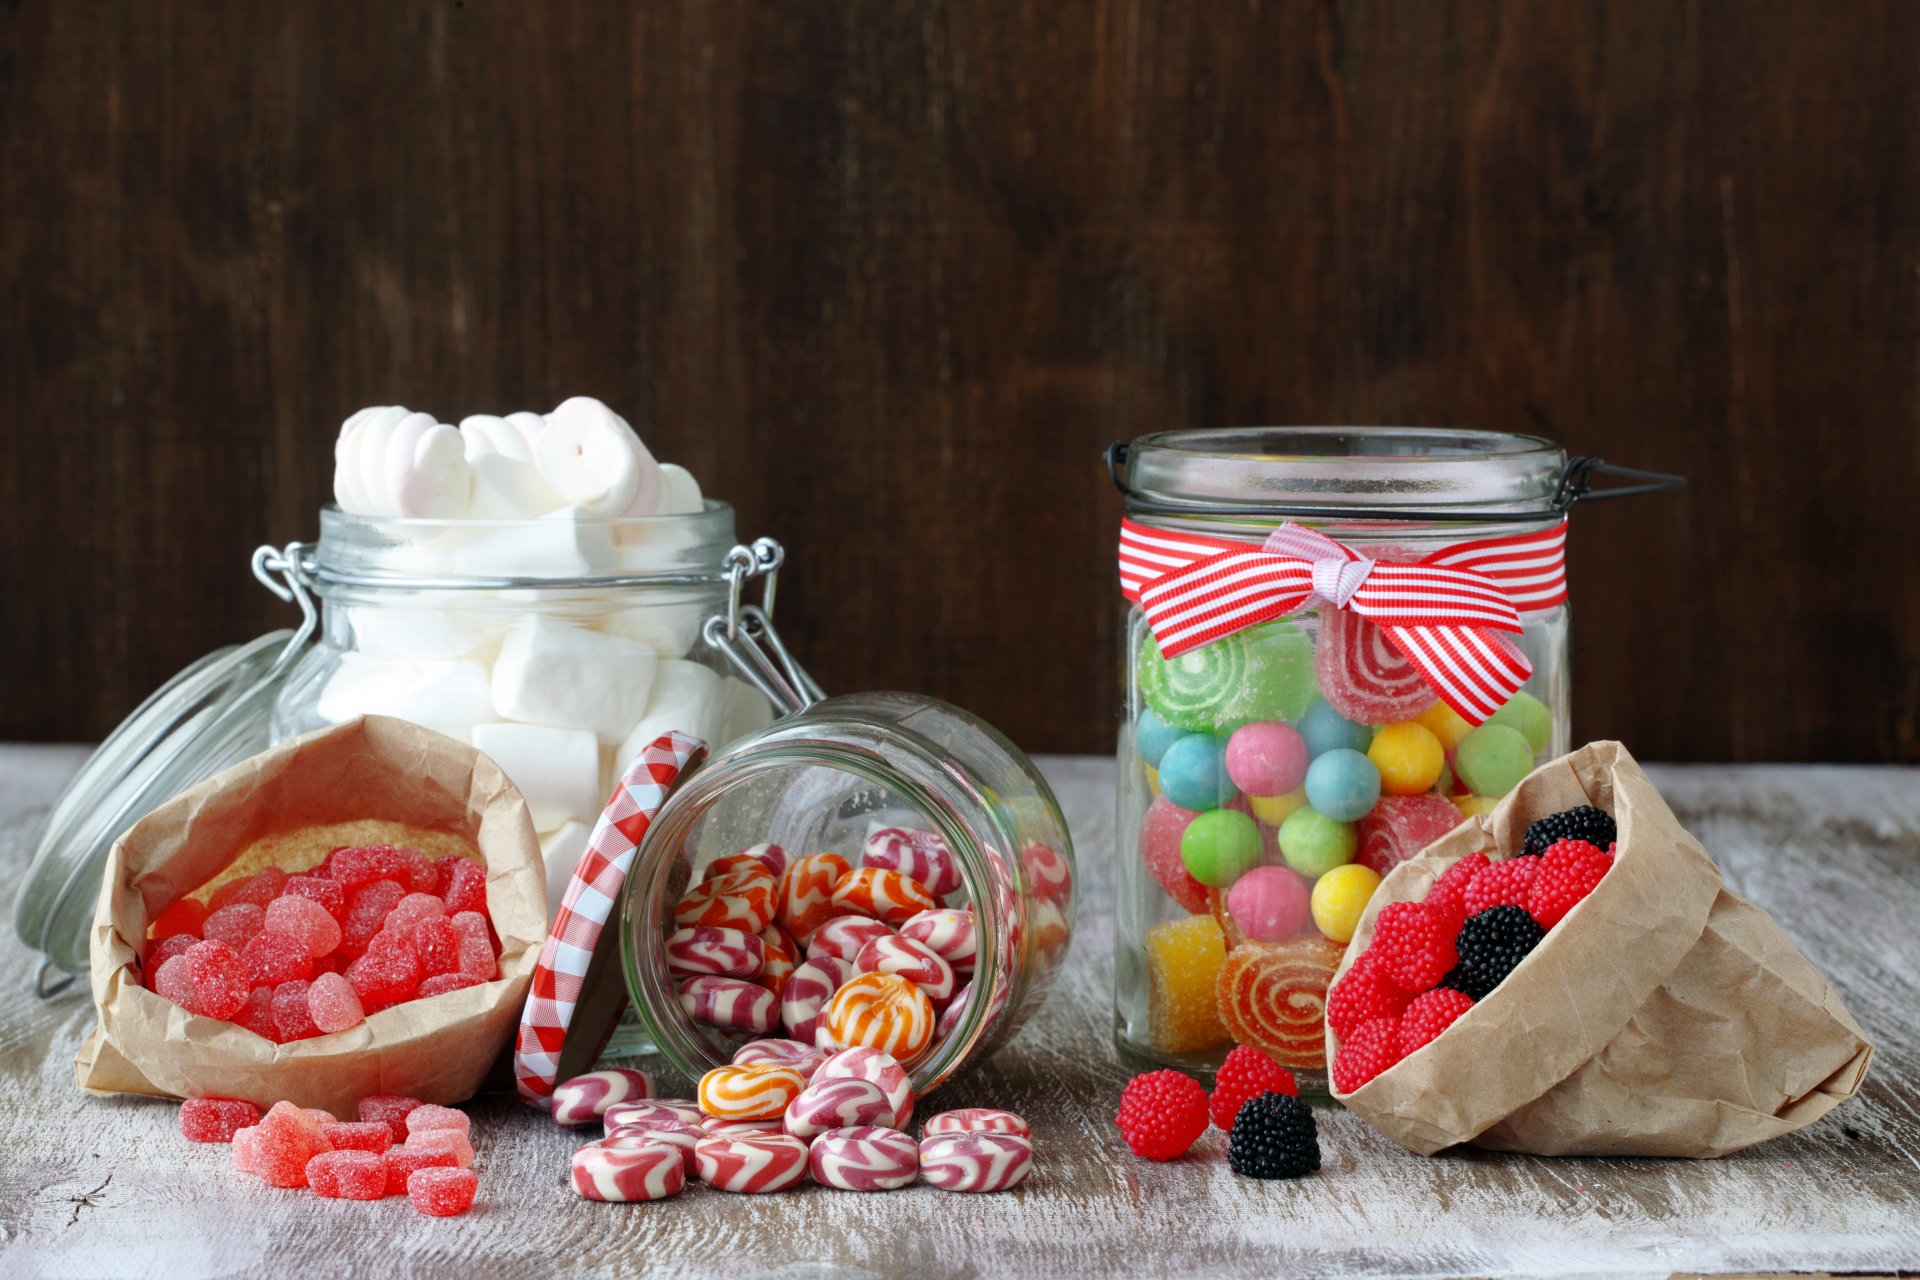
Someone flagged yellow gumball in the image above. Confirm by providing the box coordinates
[1368,722,1445,796]
[1248,789,1306,826]
[1415,701,1474,753]
[1144,763,1161,797]
[1454,794,1500,820]
[1309,863,1382,943]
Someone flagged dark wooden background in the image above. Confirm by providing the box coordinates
[4,2,1916,761]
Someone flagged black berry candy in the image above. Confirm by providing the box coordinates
[1442,906,1545,1000]
[1227,1092,1320,1179]
[1521,805,1617,858]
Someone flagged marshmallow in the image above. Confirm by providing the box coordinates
[462,412,564,519]
[615,660,726,765]
[719,678,776,747]
[343,606,493,662]
[451,505,619,579]
[539,822,591,923]
[600,596,709,659]
[490,615,658,742]
[472,723,602,831]
[334,407,472,518]
[656,464,704,516]
[315,655,497,742]
[537,397,662,517]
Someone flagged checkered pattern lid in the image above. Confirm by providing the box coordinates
[513,731,706,1109]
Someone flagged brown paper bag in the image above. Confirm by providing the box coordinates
[75,715,547,1116]
[1330,741,1872,1157]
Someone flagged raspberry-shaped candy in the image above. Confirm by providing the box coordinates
[1209,1045,1299,1132]
[1399,987,1475,1055]
[1114,1069,1209,1160]
[1366,901,1457,992]
[1425,851,1489,927]
[1521,805,1616,858]
[1227,1092,1319,1179]
[1331,1015,1404,1094]
[1442,905,1544,999]
[1325,953,1411,1038]
[1462,855,1539,916]
[1526,839,1613,928]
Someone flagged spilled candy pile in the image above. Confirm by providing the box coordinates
[1113,1045,1314,1179]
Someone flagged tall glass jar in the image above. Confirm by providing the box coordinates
[1112,428,1581,1091]
[619,692,1075,1095]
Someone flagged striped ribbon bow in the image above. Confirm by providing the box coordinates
[1117,519,1569,724]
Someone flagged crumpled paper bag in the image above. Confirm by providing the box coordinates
[75,715,546,1116]
[1329,740,1872,1157]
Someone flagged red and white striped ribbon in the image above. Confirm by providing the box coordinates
[1117,519,1569,725]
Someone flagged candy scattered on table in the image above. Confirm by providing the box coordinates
[919,1132,1033,1192]
[604,1098,705,1132]
[695,1133,810,1193]
[782,1077,897,1139]
[180,1097,261,1143]
[571,1139,685,1202]
[808,1125,921,1191]
[1114,1069,1210,1161]
[922,1108,1030,1137]
[408,1166,479,1216]
[1226,1091,1319,1179]
[308,1149,387,1200]
[1208,1045,1298,1132]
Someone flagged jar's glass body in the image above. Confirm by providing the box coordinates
[1112,429,1572,1091]
[621,693,1075,1094]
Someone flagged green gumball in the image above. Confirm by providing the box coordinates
[1277,806,1357,879]
[1454,723,1536,798]
[1487,691,1553,753]
[1180,808,1263,887]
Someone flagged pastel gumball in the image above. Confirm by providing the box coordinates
[1157,733,1235,812]
[1296,700,1372,759]
[1225,866,1312,944]
[923,1108,1030,1137]
[537,396,661,517]
[1133,709,1186,769]
[1309,863,1382,943]
[1486,690,1553,753]
[694,1133,809,1194]
[1368,721,1445,796]
[1225,721,1309,798]
[918,1132,1033,1193]
[1303,748,1381,823]
[899,908,977,971]
[782,1077,897,1139]
[490,615,658,744]
[1278,807,1357,878]
[1454,724,1536,798]
[809,1126,920,1192]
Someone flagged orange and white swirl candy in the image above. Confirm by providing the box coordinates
[817,972,935,1063]
[776,853,850,943]
[673,865,775,933]
[756,923,798,994]
[697,1063,807,1121]
[830,867,936,926]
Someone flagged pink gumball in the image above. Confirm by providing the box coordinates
[1225,865,1311,943]
[1224,722,1308,797]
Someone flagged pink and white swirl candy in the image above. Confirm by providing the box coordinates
[936,979,973,1041]
[783,1077,898,1139]
[570,1138,685,1202]
[678,975,778,1033]
[814,1047,913,1128]
[807,915,895,965]
[694,1133,810,1193]
[604,1098,704,1132]
[809,1125,921,1191]
[923,1108,1030,1137]
[705,1116,785,1137]
[781,956,853,1044]
[550,1067,655,1127]
[899,908,978,971]
[733,1037,828,1079]
[664,926,766,979]
[1030,896,1071,954]
[1021,841,1073,903]
[856,934,957,1004]
[862,826,960,898]
[740,842,789,878]
[918,1131,1032,1193]
[757,924,798,993]
[598,1117,704,1174]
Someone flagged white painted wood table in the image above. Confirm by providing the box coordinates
[1,746,1916,1279]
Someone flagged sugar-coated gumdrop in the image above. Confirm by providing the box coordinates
[408,1165,478,1216]
[168,939,250,1020]
[450,911,498,980]
[398,847,439,894]
[1357,793,1463,878]
[438,857,489,916]
[388,891,448,934]
[235,984,277,1039]
[413,916,461,976]
[209,867,287,912]
[1144,914,1229,1054]
[384,1146,457,1196]
[1140,794,1209,914]
[180,1096,260,1143]
[231,1125,260,1173]
[145,933,199,981]
[241,929,314,988]
[1217,935,1346,1070]
[307,971,366,1033]
[153,955,195,1008]
[270,979,320,1040]
[321,1120,394,1154]
[203,902,266,951]
[283,873,347,921]
[308,1149,388,1200]
[419,971,485,997]
[405,1104,470,1139]
[149,897,209,941]
[359,1094,422,1142]
[405,1129,474,1168]
[347,930,423,1008]
[264,894,343,958]
[341,879,406,958]
[251,1102,331,1188]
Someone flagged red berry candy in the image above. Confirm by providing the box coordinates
[234,984,279,1040]
[1462,856,1539,916]
[1399,987,1475,1055]
[1526,839,1613,928]
[1365,901,1458,993]
[180,1097,261,1143]
[1115,1069,1210,1160]
[1426,851,1490,926]
[1325,953,1411,1038]
[1209,1045,1298,1132]
[1331,1015,1405,1094]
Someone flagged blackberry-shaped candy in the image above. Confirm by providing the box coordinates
[1521,805,1617,858]
[1441,905,1545,1000]
[1228,1091,1320,1179]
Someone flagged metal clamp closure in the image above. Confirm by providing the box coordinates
[706,538,824,716]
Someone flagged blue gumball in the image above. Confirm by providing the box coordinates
[1134,709,1186,769]
[1303,748,1381,822]
[1157,733,1236,812]
[1297,700,1372,759]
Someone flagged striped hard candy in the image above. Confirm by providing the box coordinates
[855,934,957,1004]
[923,1108,1029,1137]
[596,1117,703,1175]
[782,1077,897,1140]
[549,1068,654,1127]
[818,972,935,1064]
[775,853,851,943]
[936,979,974,1041]
[1021,841,1074,903]
[780,955,854,1044]
[899,907,978,971]
[678,975,778,1034]
[732,1037,827,1079]
[861,826,960,898]
[808,1125,920,1192]
[664,925,766,979]
[704,1116,785,1137]
[1029,896,1071,956]
[702,843,788,883]
[918,1131,1032,1193]
[604,1098,704,1132]
[830,867,936,926]
[673,866,775,933]
[570,1138,685,1202]
[813,1047,913,1128]
[756,923,798,994]
[697,1063,807,1121]
[694,1133,809,1194]
[806,916,895,965]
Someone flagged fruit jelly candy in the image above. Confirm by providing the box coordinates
[1140,795,1210,914]
[1144,915,1229,1055]
[418,972,485,998]
[327,844,410,889]
[404,1129,474,1168]
[389,891,449,934]
[409,1165,478,1216]
[165,939,250,1020]
[307,971,366,1033]
[209,867,288,913]
[145,933,199,980]
[808,1125,922,1192]
[347,931,423,1007]
[1316,607,1439,724]
[235,984,279,1039]
[413,916,462,976]
[149,897,209,941]
[550,1068,654,1126]
[270,980,320,1040]
[405,1103,470,1138]
[451,912,499,980]
[359,1094,423,1141]
[340,879,407,957]
[180,1097,261,1142]
[918,1132,1032,1193]
[263,894,343,959]
[283,873,347,921]
[203,902,266,951]
[1217,935,1346,1071]
[1357,793,1466,879]
[439,857,488,916]
[322,1120,394,1154]
[398,847,439,894]
[572,1140,685,1202]
[693,1133,809,1194]
[253,1102,331,1188]
[308,1149,387,1200]
[231,1125,261,1173]
[777,852,852,943]
[241,929,314,988]
[152,955,196,1008]
[830,867,937,926]
[384,1146,457,1196]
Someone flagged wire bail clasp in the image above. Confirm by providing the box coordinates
[704,538,824,717]
[251,542,321,672]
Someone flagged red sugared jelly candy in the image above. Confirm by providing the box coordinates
[340,879,407,958]
[407,1165,477,1216]
[414,916,461,977]
[439,858,488,916]
[322,1120,396,1154]
[308,1149,387,1199]
[271,979,320,1041]
[359,1094,422,1143]
[203,902,266,950]
[252,1101,331,1188]
[242,929,314,988]
[264,894,342,959]
[235,984,279,1040]
[307,971,366,1033]
[149,898,209,941]
[145,933,199,981]
[283,873,347,921]
[418,972,484,998]
[384,1146,456,1196]
[180,1097,261,1143]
